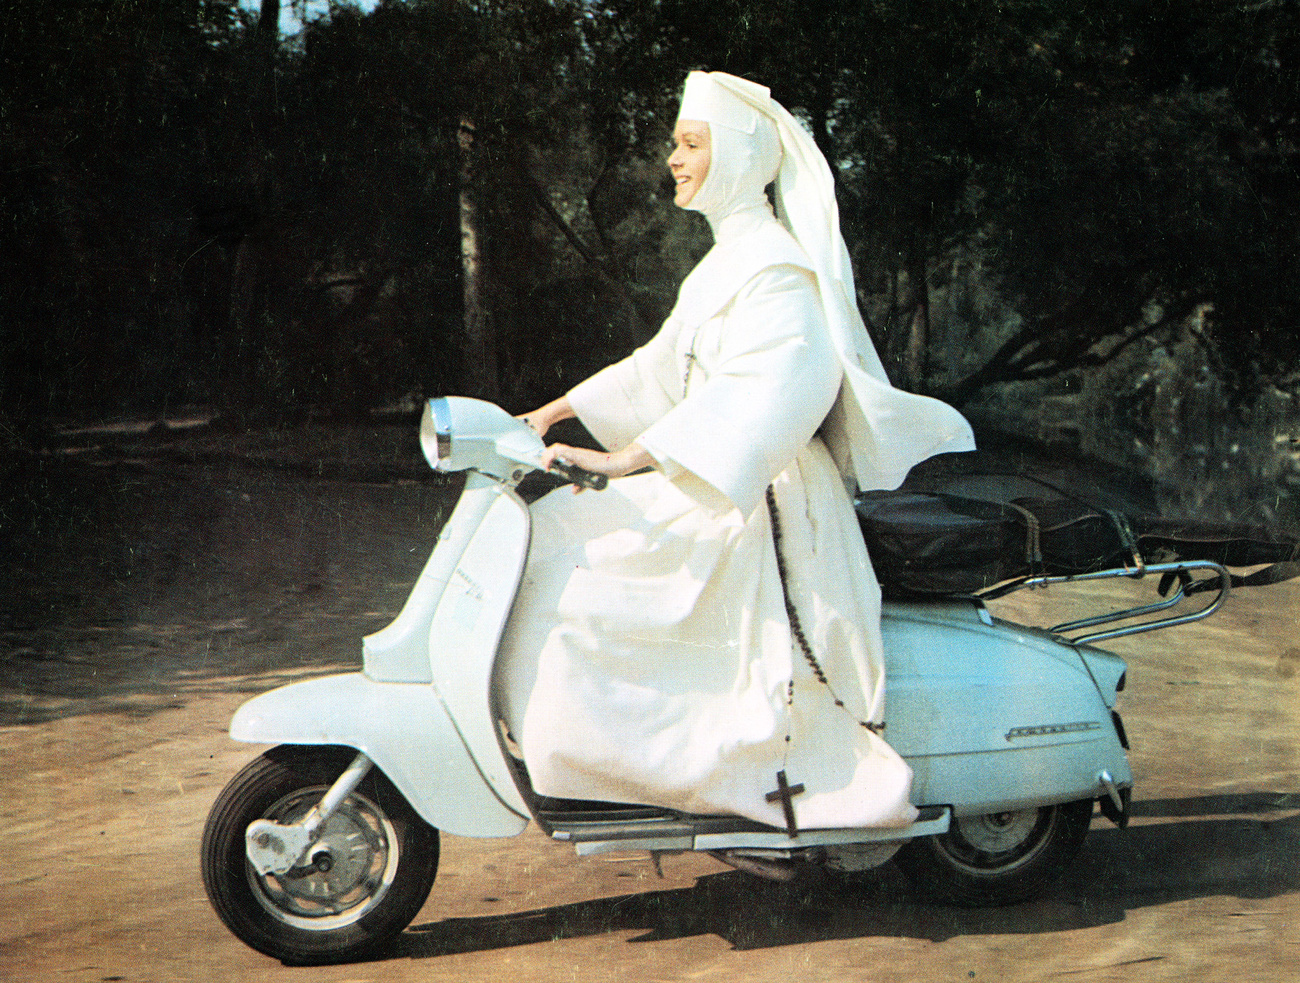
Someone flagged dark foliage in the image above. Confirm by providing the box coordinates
[1,0,1297,434]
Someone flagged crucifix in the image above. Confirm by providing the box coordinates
[765,769,805,837]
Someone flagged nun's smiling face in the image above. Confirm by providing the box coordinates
[668,120,711,207]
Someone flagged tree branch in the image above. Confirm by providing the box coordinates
[585,155,625,281]
[936,299,1187,407]
[525,168,626,287]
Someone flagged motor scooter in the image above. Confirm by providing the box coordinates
[200,396,1231,964]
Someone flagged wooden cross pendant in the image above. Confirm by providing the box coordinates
[765,769,806,837]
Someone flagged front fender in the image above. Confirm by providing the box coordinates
[230,672,529,838]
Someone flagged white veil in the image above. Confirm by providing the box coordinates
[675,71,975,492]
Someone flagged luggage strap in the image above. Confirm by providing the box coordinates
[1185,559,1300,595]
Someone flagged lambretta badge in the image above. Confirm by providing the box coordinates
[449,567,485,630]
[1005,721,1102,741]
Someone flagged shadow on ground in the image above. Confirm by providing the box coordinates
[395,794,1299,959]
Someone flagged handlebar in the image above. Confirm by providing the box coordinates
[549,458,609,491]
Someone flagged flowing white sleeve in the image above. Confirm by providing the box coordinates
[637,265,841,516]
[566,316,683,455]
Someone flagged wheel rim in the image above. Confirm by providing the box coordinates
[246,786,400,932]
[934,806,1057,876]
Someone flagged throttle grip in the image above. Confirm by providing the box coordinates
[550,458,609,491]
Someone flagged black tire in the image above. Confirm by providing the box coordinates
[894,799,1093,906]
[201,745,439,964]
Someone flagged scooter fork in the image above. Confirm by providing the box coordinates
[244,752,374,876]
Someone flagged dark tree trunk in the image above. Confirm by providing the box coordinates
[458,118,499,401]
[257,0,279,41]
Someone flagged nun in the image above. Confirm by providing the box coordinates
[493,71,974,832]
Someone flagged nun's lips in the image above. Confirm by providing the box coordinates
[673,170,702,206]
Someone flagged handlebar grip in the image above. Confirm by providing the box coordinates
[550,458,609,491]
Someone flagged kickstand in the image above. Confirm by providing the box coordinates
[649,851,665,878]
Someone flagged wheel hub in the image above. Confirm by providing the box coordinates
[247,788,399,930]
[954,809,1040,854]
[278,815,377,898]
[309,850,334,873]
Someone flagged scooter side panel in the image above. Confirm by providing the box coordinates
[229,672,529,838]
[362,476,502,683]
[882,601,1131,815]
[425,488,532,816]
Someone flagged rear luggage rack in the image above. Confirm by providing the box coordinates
[979,559,1231,645]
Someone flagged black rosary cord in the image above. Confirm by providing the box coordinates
[765,485,884,735]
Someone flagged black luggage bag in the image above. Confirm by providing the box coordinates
[856,456,1300,599]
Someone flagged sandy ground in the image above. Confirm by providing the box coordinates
[1,425,1297,983]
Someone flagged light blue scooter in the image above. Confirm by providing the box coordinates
[200,397,1229,963]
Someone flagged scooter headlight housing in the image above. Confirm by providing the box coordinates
[421,397,454,469]
[420,396,547,480]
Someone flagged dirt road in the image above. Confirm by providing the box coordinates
[2,436,1297,982]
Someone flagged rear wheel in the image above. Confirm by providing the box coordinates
[894,799,1093,906]
[201,745,439,964]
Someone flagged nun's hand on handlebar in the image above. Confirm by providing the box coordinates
[540,442,653,491]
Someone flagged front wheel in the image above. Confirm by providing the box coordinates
[894,799,1093,906]
[201,745,439,963]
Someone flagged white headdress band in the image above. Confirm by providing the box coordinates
[677,71,762,135]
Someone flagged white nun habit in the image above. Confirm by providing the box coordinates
[493,71,975,831]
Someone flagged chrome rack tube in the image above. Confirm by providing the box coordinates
[995,559,1231,645]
